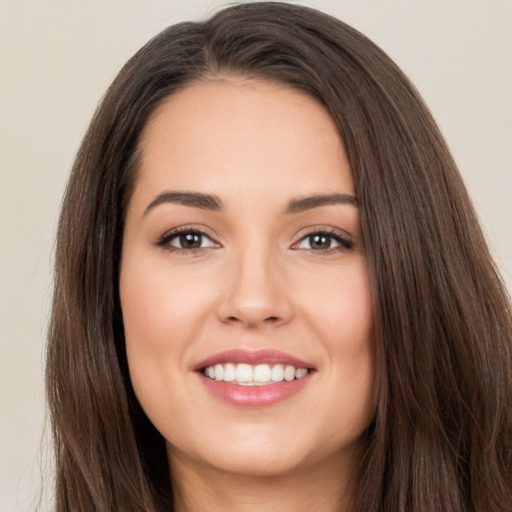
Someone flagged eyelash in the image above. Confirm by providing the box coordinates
[154,227,218,254]
[291,227,354,254]
[154,226,354,254]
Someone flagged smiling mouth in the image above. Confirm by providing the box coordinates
[194,349,315,406]
[202,363,310,386]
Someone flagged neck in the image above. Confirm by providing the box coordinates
[168,448,359,512]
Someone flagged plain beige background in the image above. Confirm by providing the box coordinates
[1,1,510,510]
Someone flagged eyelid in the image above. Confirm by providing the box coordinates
[153,225,222,251]
[153,224,354,254]
[291,225,354,252]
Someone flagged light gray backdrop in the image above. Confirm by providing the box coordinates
[1,1,510,510]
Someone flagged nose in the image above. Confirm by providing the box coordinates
[216,244,293,329]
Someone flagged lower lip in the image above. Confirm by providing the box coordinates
[198,373,312,407]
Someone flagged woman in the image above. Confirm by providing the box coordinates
[46,2,512,511]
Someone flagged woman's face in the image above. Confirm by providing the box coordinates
[120,79,375,479]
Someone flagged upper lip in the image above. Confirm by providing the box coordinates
[193,349,315,371]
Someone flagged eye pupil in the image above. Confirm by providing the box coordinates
[310,234,330,249]
[180,233,202,248]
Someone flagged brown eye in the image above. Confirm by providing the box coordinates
[308,234,332,250]
[156,230,218,251]
[177,233,203,249]
[296,233,341,250]
[293,230,354,252]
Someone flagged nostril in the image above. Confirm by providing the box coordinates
[224,315,281,326]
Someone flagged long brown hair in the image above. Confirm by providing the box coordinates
[46,2,512,510]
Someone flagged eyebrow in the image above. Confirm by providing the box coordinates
[144,191,224,215]
[284,193,359,214]
[143,191,358,216]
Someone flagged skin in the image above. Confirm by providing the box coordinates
[120,79,375,512]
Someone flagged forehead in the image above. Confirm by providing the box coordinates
[132,79,354,210]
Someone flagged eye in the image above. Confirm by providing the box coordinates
[293,230,353,252]
[170,232,215,249]
[155,228,218,252]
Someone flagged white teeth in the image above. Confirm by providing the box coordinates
[203,362,309,385]
[235,363,253,382]
[271,364,284,382]
[295,368,308,379]
[284,365,295,381]
[253,364,271,383]
[224,363,236,382]
[214,364,224,381]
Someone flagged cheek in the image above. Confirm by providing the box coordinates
[120,259,214,352]
[299,262,375,423]
[119,259,212,435]
[325,265,374,388]
[299,261,373,347]
[119,256,209,399]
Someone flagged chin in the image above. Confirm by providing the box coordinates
[171,442,309,478]
[166,421,363,480]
